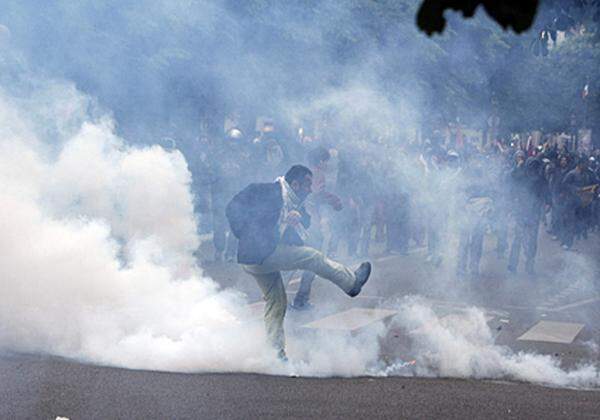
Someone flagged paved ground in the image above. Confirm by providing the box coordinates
[2,353,600,419]
[3,230,600,418]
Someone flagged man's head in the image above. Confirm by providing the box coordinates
[514,150,526,166]
[559,155,569,168]
[307,146,331,170]
[576,157,588,171]
[285,164,313,201]
[525,157,543,178]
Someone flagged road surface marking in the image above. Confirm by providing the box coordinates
[537,296,600,313]
[517,321,584,344]
[302,308,397,332]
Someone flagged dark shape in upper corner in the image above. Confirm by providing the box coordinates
[417,0,539,35]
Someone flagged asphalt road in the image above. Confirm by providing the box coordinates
[2,353,600,419]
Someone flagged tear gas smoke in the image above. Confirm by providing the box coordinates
[1,2,599,389]
[395,297,600,388]
[0,73,388,376]
[0,81,264,372]
[2,79,599,387]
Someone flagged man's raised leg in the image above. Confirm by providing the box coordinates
[260,245,370,297]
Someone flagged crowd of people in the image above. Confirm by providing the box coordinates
[184,119,600,292]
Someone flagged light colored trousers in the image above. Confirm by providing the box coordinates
[243,244,356,351]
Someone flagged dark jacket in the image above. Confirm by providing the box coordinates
[510,158,549,221]
[226,182,310,265]
[562,168,598,206]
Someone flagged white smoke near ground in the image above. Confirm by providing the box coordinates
[0,80,268,372]
[389,297,600,388]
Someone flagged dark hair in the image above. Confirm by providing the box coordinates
[307,146,330,167]
[285,164,313,184]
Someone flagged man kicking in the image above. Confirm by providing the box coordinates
[226,164,372,360]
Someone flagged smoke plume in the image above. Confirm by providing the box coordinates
[0,1,599,388]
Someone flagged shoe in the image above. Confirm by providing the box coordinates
[348,262,372,297]
[290,300,313,311]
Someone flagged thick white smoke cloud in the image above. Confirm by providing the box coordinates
[393,297,600,388]
[45,118,199,276]
[0,73,390,376]
[0,80,269,372]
